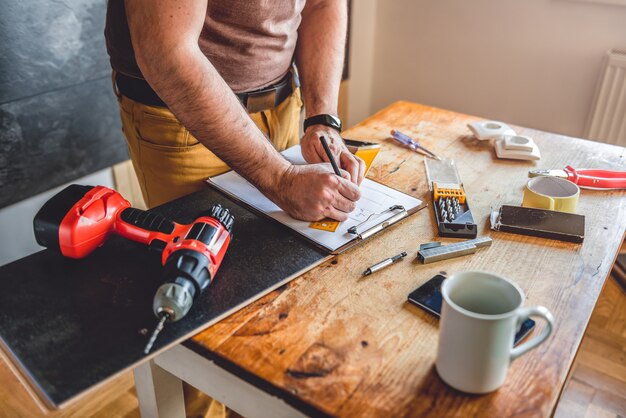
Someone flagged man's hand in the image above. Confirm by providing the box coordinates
[271,163,361,222]
[301,125,366,185]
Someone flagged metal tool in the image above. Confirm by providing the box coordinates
[33,184,234,355]
[417,236,492,264]
[390,129,442,160]
[362,251,407,276]
[425,159,477,238]
[347,205,406,236]
[438,196,462,223]
[145,315,168,354]
[529,166,626,190]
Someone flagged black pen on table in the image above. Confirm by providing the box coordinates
[319,135,341,176]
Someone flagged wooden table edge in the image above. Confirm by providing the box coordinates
[181,340,332,417]
[549,229,626,415]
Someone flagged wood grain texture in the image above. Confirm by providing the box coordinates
[189,101,626,417]
[555,275,626,418]
[0,358,138,418]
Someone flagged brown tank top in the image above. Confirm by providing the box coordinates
[105,0,305,93]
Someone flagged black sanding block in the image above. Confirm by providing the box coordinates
[490,205,585,243]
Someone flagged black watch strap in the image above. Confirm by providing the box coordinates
[303,114,342,132]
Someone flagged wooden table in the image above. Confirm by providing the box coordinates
[135,102,626,418]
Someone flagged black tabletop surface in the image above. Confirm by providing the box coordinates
[0,187,327,407]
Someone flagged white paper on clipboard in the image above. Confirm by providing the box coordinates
[207,145,423,253]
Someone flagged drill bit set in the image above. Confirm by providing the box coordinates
[425,159,478,238]
[435,193,462,224]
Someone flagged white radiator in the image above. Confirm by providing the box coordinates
[585,49,626,146]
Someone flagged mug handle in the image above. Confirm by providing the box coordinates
[510,306,554,361]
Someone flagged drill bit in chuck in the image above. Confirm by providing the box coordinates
[143,282,193,354]
[144,313,169,354]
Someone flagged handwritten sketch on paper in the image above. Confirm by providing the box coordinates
[207,145,423,252]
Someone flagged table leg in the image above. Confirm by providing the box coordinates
[133,360,186,418]
[154,345,308,418]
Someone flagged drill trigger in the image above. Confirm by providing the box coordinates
[148,239,168,254]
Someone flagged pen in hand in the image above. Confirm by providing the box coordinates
[319,135,342,176]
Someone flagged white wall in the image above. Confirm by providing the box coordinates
[0,168,114,266]
[348,0,626,138]
[347,0,379,127]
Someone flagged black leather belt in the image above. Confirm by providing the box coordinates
[115,71,295,113]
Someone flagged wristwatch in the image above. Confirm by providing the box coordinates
[303,114,342,133]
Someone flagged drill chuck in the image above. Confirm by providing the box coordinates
[152,248,211,321]
[153,282,193,322]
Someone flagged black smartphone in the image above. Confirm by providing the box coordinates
[408,274,536,346]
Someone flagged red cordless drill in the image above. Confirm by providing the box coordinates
[33,184,234,353]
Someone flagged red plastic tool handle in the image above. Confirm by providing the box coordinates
[565,166,626,189]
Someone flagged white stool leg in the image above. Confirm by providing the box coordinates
[133,360,186,418]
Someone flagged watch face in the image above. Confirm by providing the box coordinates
[327,114,341,126]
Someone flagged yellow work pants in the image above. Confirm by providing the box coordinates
[114,79,302,209]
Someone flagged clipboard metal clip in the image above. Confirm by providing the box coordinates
[347,205,407,240]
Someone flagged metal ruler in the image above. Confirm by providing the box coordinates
[417,236,492,264]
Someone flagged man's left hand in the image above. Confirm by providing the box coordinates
[300,125,366,185]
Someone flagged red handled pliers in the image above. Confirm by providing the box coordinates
[529,166,626,190]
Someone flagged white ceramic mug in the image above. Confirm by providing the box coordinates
[435,271,554,394]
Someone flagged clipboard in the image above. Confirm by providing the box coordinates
[206,146,426,254]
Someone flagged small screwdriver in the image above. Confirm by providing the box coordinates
[390,129,442,160]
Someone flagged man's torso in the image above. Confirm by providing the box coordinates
[105,0,305,93]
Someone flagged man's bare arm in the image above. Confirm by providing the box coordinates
[296,0,365,185]
[125,0,360,221]
[297,0,346,117]
[126,1,286,195]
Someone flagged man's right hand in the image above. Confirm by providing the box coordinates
[271,163,361,222]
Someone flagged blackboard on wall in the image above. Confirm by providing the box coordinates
[0,0,128,209]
